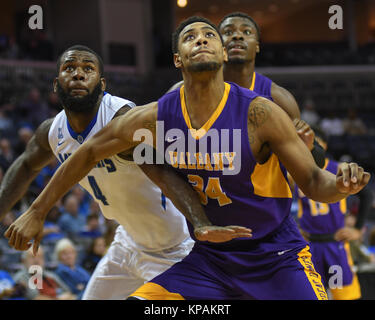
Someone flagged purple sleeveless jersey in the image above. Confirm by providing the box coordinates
[251,71,273,101]
[157,82,293,243]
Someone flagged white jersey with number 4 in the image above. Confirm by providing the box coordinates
[48,92,192,251]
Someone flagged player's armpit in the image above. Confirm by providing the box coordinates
[271,83,300,120]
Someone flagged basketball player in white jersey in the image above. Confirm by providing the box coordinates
[0,45,252,299]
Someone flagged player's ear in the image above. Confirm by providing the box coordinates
[223,46,228,62]
[174,53,182,68]
[100,77,106,91]
[256,42,260,54]
[53,78,58,93]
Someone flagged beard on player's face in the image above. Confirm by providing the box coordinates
[186,61,222,73]
[56,80,103,113]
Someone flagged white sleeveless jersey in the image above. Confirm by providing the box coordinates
[48,93,191,251]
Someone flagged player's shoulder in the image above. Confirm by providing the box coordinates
[255,71,272,83]
[227,81,259,101]
[101,92,136,110]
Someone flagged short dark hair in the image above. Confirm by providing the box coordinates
[311,125,328,144]
[57,45,104,76]
[218,12,261,42]
[172,16,223,54]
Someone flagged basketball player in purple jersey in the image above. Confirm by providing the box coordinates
[6,17,371,300]
[169,12,326,168]
[295,126,371,300]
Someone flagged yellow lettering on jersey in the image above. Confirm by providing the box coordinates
[204,153,213,171]
[179,152,187,169]
[205,177,232,206]
[187,174,208,205]
[195,153,204,170]
[339,198,347,214]
[187,175,232,207]
[224,152,236,171]
[213,152,224,171]
[168,151,178,168]
[308,200,329,216]
[186,152,196,170]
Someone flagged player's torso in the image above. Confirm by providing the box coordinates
[158,82,293,241]
[48,93,191,251]
[296,159,346,234]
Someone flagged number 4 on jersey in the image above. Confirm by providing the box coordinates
[187,174,232,206]
[88,176,109,205]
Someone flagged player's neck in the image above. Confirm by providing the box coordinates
[65,102,101,134]
[182,71,226,129]
[224,61,255,89]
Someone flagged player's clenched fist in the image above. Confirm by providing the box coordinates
[4,207,44,256]
[336,162,371,195]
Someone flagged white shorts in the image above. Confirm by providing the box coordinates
[82,228,194,300]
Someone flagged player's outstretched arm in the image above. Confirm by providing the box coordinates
[5,103,158,253]
[250,97,371,203]
[139,163,252,243]
[0,119,54,221]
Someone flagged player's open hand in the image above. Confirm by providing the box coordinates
[334,227,362,242]
[194,225,252,243]
[336,162,371,195]
[293,119,315,151]
[4,207,45,255]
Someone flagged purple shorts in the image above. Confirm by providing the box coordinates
[309,241,361,300]
[130,216,328,300]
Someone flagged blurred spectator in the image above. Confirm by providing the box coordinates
[0,211,15,241]
[320,111,345,136]
[0,138,15,171]
[54,239,90,299]
[79,213,103,239]
[47,91,61,116]
[42,206,65,244]
[0,110,13,132]
[13,246,75,300]
[57,194,86,237]
[81,237,106,274]
[70,185,91,217]
[34,157,59,190]
[23,30,54,61]
[0,35,19,60]
[368,227,375,255]
[14,126,34,157]
[343,108,368,136]
[0,269,18,300]
[17,87,49,128]
[301,98,320,126]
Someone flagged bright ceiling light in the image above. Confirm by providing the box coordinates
[177,0,188,8]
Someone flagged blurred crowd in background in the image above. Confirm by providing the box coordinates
[0,0,375,299]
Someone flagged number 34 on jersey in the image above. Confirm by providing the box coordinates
[187,174,232,207]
